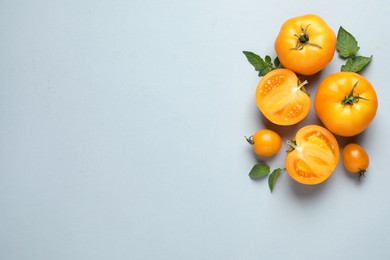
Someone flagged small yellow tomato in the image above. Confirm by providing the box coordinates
[342,143,369,177]
[247,129,282,157]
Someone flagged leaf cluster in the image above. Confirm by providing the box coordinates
[336,27,372,73]
[242,51,281,77]
[248,163,285,192]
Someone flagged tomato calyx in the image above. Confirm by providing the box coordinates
[245,135,254,145]
[290,25,323,51]
[358,168,367,181]
[341,81,369,105]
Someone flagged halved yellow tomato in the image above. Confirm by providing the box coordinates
[256,68,310,126]
[285,125,340,185]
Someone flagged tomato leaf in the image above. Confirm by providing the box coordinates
[242,51,274,77]
[265,55,272,65]
[273,57,280,68]
[336,27,360,59]
[248,163,270,179]
[341,55,373,73]
[268,168,285,192]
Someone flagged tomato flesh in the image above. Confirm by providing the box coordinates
[256,69,310,126]
[285,125,340,185]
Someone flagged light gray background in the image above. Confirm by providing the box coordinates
[1,0,389,259]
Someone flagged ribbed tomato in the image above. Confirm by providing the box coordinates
[275,14,336,75]
[314,72,378,137]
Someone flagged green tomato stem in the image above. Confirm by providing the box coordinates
[297,79,310,96]
[245,135,254,145]
[358,168,366,181]
[286,140,297,151]
[341,81,369,105]
[290,24,323,50]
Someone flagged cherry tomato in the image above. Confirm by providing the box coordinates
[285,125,340,185]
[342,143,369,177]
[274,14,336,75]
[246,129,282,157]
[255,68,310,126]
[314,72,378,137]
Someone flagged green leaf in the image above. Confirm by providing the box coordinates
[242,51,273,77]
[242,51,267,71]
[265,55,272,65]
[258,69,271,77]
[341,55,373,72]
[341,58,354,72]
[273,57,280,68]
[268,168,285,192]
[248,163,270,179]
[336,26,360,58]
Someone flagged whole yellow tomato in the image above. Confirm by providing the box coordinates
[314,72,378,137]
[247,129,282,157]
[274,14,336,75]
[285,125,340,185]
[255,68,310,126]
[342,143,369,178]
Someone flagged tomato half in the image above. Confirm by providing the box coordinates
[285,125,340,185]
[274,14,336,75]
[255,68,310,126]
[314,72,378,137]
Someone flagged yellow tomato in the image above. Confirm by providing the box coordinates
[285,125,340,185]
[342,143,369,177]
[255,68,310,126]
[314,72,378,137]
[247,129,282,157]
[275,14,336,75]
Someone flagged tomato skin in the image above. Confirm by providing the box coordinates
[275,14,336,75]
[285,125,340,185]
[256,68,310,126]
[314,72,378,137]
[342,143,369,174]
[252,129,282,157]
